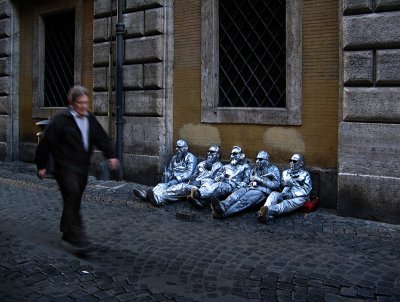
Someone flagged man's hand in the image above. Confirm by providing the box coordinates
[252,175,262,183]
[166,179,179,186]
[37,168,46,179]
[281,192,293,200]
[107,158,120,171]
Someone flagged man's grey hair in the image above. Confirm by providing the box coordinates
[68,85,89,102]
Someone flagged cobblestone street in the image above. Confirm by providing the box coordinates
[1,161,400,301]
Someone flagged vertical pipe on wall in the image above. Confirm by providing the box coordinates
[115,0,125,180]
[107,0,113,138]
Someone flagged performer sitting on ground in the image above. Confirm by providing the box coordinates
[257,153,312,222]
[135,145,222,205]
[187,146,251,209]
[210,150,280,219]
[132,139,197,206]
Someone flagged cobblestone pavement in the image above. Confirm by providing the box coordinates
[1,161,400,302]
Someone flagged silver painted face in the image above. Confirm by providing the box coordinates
[256,150,269,168]
[289,153,304,171]
[206,145,221,165]
[175,140,188,157]
[230,146,243,165]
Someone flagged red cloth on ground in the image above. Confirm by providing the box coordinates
[300,197,319,212]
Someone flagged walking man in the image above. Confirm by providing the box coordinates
[35,85,119,253]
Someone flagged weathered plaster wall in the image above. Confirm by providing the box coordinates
[173,0,339,208]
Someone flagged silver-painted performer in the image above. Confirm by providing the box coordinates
[210,151,280,219]
[187,146,251,209]
[132,139,197,206]
[257,153,312,222]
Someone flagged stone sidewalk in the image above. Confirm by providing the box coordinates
[0,161,400,302]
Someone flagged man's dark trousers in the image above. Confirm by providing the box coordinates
[55,170,88,245]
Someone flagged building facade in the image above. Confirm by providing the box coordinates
[0,0,398,224]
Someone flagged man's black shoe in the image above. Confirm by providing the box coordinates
[146,189,158,206]
[210,196,224,219]
[187,195,204,209]
[61,238,94,255]
[132,188,148,201]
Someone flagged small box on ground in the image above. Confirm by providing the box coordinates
[176,211,195,221]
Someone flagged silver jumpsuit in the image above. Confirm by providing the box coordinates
[219,164,280,217]
[264,156,312,217]
[156,159,223,204]
[151,140,197,206]
[194,146,251,202]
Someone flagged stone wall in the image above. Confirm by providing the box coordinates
[93,0,173,185]
[339,0,400,224]
[0,0,18,162]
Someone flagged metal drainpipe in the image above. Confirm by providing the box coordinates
[107,0,113,137]
[115,0,125,180]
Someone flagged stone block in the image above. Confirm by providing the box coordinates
[0,113,9,141]
[343,87,400,122]
[0,37,10,56]
[0,142,6,161]
[125,36,163,63]
[0,1,11,19]
[337,173,400,224]
[0,18,10,38]
[19,142,36,163]
[93,16,116,42]
[343,0,373,15]
[122,116,165,156]
[94,0,116,17]
[145,8,163,35]
[0,95,9,114]
[0,76,9,95]
[93,115,114,140]
[0,57,9,76]
[125,0,163,11]
[93,42,115,67]
[376,49,400,85]
[93,91,114,115]
[123,64,143,89]
[123,153,160,185]
[375,0,400,11]
[124,90,163,116]
[339,122,400,177]
[308,167,338,209]
[93,66,110,91]
[124,11,144,37]
[143,62,163,88]
[343,51,373,85]
[343,12,400,49]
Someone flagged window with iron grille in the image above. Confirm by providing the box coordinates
[32,0,84,119]
[201,0,302,125]
[43,11,75,107]
[219,0,286,108]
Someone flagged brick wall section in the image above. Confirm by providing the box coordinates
[17,0,94,161]
[174,0,338,165]
[174,0,339,207]
[339,0,400,224]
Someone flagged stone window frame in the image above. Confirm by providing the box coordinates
[201,0,302,125]
[32,0,83,119]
